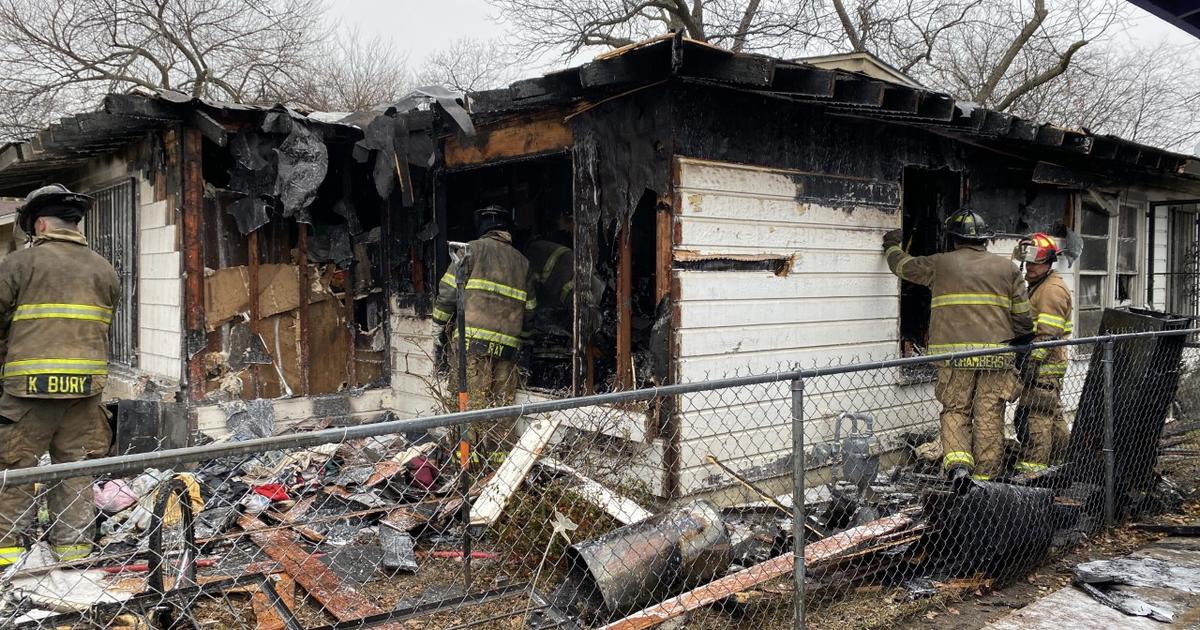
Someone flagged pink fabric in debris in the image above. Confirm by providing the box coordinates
[94,480,139,513]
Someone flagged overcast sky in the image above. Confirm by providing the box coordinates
[330,0,1195,78]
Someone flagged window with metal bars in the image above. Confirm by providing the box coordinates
[83,178,138,366]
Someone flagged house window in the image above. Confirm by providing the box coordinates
[83,178,138,366]
[1077,200,1109,338]
[1115,204,1139,305]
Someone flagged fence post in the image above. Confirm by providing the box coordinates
[791,376,806,630]
[1102,337,1116,528]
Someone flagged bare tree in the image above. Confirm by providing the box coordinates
[488,0,826,58]
[1008,41,1200,152]
[415,38,521,94]
[489,0,1199,151]
[0,0,329,140]
[282,29,412,112]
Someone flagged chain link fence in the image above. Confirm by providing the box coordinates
[1,325,1199,629]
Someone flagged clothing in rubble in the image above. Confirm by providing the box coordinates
[0,228,119,565]
[1014,269,1073,472]
[883,226,1033,480]
[433,229,535,455]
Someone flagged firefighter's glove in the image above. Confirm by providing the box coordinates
[434,327,449,372]
[517,345,533,379]
[882,229,903,250]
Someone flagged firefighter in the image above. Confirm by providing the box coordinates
[524,213,575,335]
[1012,232,1073,473]
[883,209,1034,483]
[0,184,119,566]
[432,205,536,457]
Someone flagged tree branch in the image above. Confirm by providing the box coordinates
[995,39,1087,111]
[731,0,762,52]
[974,0,1047,104]
[832,0,863,51]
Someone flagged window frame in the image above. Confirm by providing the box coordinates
[1074,194,1147,341]
[82,177,139,368]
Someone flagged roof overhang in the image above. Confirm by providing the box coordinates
[1127,0,1200,39]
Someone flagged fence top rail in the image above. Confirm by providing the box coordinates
[1,327,1197,485]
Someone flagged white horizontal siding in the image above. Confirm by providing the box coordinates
[137,199,182,381]
[674,157,916,494]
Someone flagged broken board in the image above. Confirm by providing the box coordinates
[237,515,400,628]
[539,456,652,525]
[600,514,912,630]
[471,416,562,526]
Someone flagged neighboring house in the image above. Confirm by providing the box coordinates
[1,35,1198,497]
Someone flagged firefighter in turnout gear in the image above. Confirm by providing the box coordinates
[0,184,119,567]
[1012,233,1073,473]
[433,205,536,458]
[883,209,1033,483]
[524,212,576,336]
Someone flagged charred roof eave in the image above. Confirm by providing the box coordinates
[464,34,1199,192]
[0,90,365,195]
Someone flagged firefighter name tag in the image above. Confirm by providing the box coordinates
[26,375,93,395]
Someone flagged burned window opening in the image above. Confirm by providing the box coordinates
[899,167,961,381]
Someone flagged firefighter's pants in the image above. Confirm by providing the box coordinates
[1014,376,1067,470]
[451,351,520,460]
[935,367,1015,480]
[0,393,110,548]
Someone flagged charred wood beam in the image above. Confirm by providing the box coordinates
[880,87,920,114]
[1033,160,1200,196]
[249,230,262,398]
[1035,125,1066,147]
[1117,145,1142,164]
[189,109,228,147]
[770,65,835,97]
[1140,152,1164,170]
[980,111,1015,137]
[916,94,956,121]
[1061,132,1093,154]
[182,128,208,403]
[677,54,775,86]
[298,225,311,397]
[831,77,885,106]
[1089,138,1119,160]
[103,93,181,120]
[1007,120,1039,142]
[579,56,666,89]
[616,225,633,391]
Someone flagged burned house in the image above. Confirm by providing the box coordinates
[2,34,1199,499]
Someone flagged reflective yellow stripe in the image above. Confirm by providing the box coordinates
[465,278,528,302]
[432,307,452,323]
[943,451,974,469]
[440,272,457,289]
[928,343,1009,353]
[930,293,1012,309]
[14,303,113,323]
[1030,348,1049,362]
[526,297,538,311]
[1035,313,1070,331]
[464,327,522,349]
[1010,299,1031,314]
[541,246,570,281]
[1014,461,1047,473]
[1039,362,1067,377]
[0,546,24,566]
[52,544,91,561]
[3,358,108,378]
[971,474,990,481]
[560,280,574,303]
